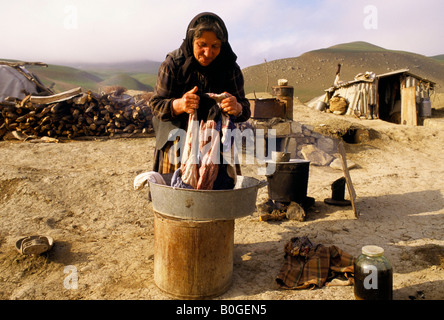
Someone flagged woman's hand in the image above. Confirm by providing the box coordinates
[220,92,242,116]
[173,86,200,115]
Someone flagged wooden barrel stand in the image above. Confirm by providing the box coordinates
[153,212,234,299]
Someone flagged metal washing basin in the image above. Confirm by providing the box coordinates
[149,175,267,221]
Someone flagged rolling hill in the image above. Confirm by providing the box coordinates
[25,64,103,93]
[97,74,152,91]
[24,60,159,93]
[430,54,444,63]
[4,42,443,106]
[242,41,444,103]
[68,60,161,75]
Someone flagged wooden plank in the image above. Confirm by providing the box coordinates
[30,87,82,104]
[375,78,380,119]
[401,86,417,126]
[338,141,358,218]
[0,61,48,67]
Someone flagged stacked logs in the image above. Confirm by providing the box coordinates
[0,88,154,140]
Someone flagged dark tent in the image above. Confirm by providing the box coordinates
[0,61,52,102]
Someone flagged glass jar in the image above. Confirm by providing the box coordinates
[354,245,393,300]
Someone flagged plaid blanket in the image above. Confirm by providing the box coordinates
[276,237,355,290]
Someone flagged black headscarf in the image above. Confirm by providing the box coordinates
[176,12,238,94]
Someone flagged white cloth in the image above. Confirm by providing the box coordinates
[133,171,166,190]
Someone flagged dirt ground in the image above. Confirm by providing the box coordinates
[0,104,443,301]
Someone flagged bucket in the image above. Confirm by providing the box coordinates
[154,213,234,299]
[419,98,432,117]
[266,159,310,203]
[315,101,327,112]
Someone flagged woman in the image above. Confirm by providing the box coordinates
[149,12,250,189]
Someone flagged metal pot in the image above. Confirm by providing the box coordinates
[266,159,310,203]
[149,175,267,221]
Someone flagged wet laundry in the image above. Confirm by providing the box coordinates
[179,93,238,190]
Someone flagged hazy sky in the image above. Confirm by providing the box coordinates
[1,0,443,68]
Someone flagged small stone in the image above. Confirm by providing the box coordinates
[301,144,334,166]
[317,136,338,154]
[286,202,306,222]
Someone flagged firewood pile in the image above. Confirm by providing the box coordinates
[0,86,154,140]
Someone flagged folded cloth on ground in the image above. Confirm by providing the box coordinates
[276,236,355,290]
[133,171,166,190]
